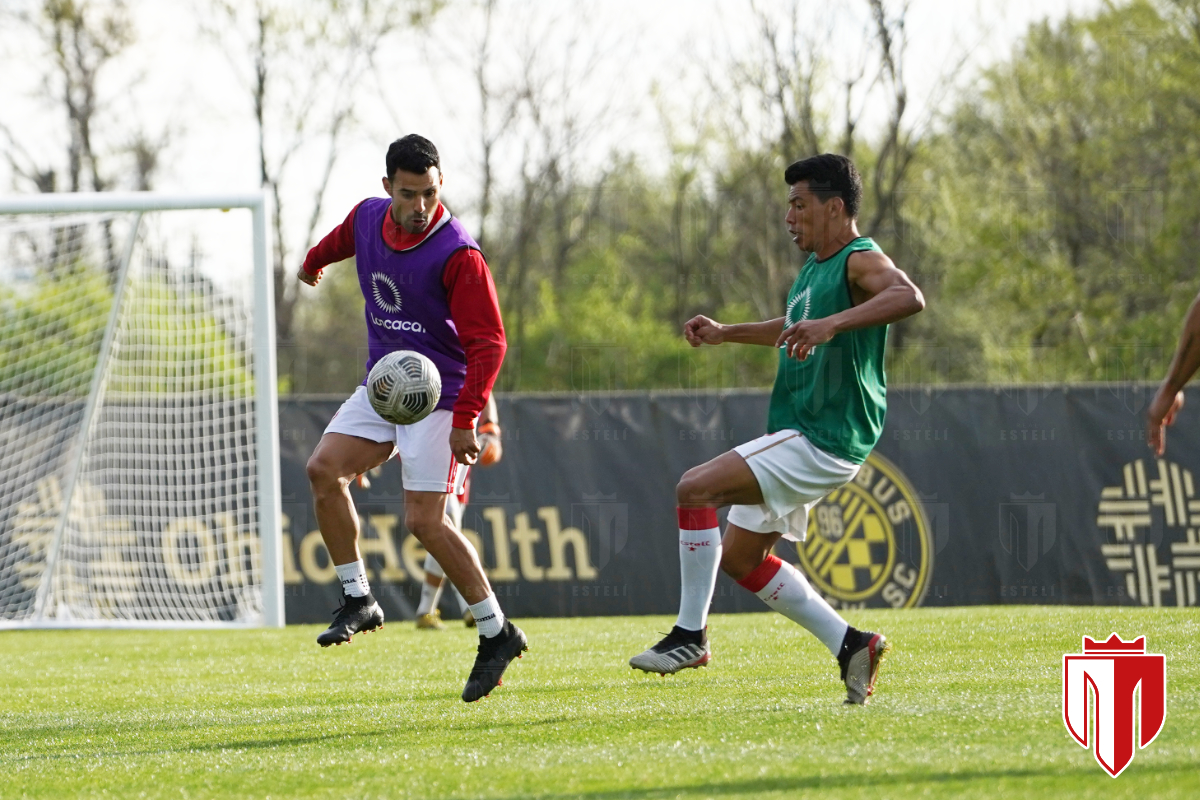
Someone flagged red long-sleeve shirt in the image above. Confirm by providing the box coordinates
[303,201,505,429]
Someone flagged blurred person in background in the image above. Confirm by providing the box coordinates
[415,394,504,629]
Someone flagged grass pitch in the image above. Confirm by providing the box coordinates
[2,607,1197,799]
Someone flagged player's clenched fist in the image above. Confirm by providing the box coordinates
[776,318,836,361]
[297,265,322,286]
[450,426,480,465]
[683,315,725,347]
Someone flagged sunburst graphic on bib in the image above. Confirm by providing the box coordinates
[371,272,402,313]
[786,288,811,325]
[797,451,933,608]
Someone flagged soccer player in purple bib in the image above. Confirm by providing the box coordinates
[298,134,525,702]
[629,154,924,704]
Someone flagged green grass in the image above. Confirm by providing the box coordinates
[1,608,1196,799]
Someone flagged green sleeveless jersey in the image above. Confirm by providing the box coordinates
[766,237,888,464]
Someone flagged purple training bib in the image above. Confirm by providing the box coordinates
[353,198,478,410]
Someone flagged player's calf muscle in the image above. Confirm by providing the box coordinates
[719,529,777,579]
[719,553,760,581]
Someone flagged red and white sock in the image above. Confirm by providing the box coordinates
[675,507,722,632]
[737,555,848,655]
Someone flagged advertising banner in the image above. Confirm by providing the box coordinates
[278,385,1200,622]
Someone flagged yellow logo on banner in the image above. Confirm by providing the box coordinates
[1096,458,1200,606]
[798,451,933,608]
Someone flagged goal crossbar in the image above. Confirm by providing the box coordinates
[0,192,270,215]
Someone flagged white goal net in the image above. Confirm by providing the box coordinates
[0,193,283,627]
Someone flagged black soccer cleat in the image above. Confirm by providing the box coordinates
[838,627,891,705]
[316,592,384,647]
[462,620,528,702]
[629,625,711,675]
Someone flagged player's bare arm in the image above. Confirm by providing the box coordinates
[776,250,924,360]
[683,315,786,347]
[1147,291,1200,455]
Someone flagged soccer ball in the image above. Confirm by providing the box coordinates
[367,350,442,425]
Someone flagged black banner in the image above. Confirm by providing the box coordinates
[278,385,1200,623]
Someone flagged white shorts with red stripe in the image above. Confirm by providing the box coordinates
[324,385,469,495]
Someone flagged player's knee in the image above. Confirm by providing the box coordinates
[675,469,710,505]
[404,506,440,538]
[305,453,344,497]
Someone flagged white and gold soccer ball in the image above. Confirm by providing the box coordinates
[367,350,442,425]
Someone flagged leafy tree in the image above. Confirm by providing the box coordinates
[290,0,1200,395]
[893,0,1200,385]
[0,262,252,398]
[0,263,110,397]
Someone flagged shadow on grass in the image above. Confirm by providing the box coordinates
[2,702,620,763]
[485,762,1196,800]
[1,691,879,759]
[1,710,620,762]
[0,727,405,763]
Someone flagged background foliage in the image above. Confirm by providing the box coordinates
[5,0,1198,394]
[294,0,1200,394]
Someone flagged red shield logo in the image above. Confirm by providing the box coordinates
[1062,634,1166,777]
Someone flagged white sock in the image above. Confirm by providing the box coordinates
[468,593,506,638]
[335,560,370,598]
[416,555,445,616]
[450,583,470,616]
[423,554,445,581]
[675,507,722,632]
[416,579,443,616]
[738,555,848,655]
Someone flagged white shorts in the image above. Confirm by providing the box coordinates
[324,385,468,494]
[727,429,860,542]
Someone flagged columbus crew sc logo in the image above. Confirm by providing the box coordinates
[798,451,933,608]
[371,272,403,313]
[1063,634,1166,777]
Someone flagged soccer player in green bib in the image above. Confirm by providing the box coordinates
[629,154,925,704]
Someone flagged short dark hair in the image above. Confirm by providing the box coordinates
[783,154,862,219]
[386,134,440,179]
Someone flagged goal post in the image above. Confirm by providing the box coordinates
[0,192,284,628]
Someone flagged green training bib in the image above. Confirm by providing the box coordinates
[766,237,888,463]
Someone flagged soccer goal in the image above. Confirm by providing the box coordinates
[0,192,283,628]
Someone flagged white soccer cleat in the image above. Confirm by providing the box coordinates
[629,626,711,675]
[840,631,891,705]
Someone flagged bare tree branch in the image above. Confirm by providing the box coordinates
[200,0,439,350]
